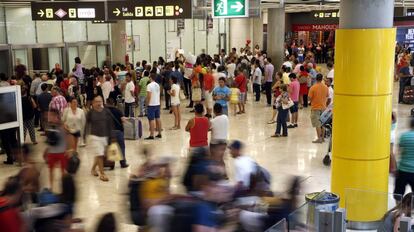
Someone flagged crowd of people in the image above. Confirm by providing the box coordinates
[3,39,413,231]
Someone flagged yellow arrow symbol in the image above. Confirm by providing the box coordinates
[113,8,121,16]
[37,9,44,17]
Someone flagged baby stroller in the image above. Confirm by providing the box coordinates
[320,104,333,166]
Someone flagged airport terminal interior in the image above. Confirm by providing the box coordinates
[2,0,414,231]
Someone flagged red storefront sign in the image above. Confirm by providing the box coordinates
[292,24,339,32]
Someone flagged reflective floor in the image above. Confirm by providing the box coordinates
[0,83,410,231]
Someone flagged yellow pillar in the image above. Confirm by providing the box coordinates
[331,29,395,222]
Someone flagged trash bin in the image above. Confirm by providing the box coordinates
[305,192,340,225]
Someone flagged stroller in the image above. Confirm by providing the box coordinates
[320,104,333,166]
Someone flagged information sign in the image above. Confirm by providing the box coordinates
[107,0,192,20]
[31,1,105,21]
[212,0,248,18]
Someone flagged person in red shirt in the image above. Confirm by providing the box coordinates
[0,176,25,232]
[203,67,215,118]
[185,103,210,149]
[298,65,310,108]
[234,68,247,114]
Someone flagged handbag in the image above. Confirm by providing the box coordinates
[179,90,186,100]
[192,87,202,102]
[106,142,123,162]
[282,98,294,110]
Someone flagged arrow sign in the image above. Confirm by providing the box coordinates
[113,8,120,16]
[37,9,44,17]
[230,1,243,12]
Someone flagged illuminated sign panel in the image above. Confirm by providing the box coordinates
[31,2,105,21]
[107,0,192,20]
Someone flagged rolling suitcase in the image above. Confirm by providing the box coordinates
[124,118,142,140]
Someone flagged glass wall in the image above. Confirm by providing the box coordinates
[6,7,36,45]
[37,21,63,44]
[0,7,7,44]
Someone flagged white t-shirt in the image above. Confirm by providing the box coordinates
[282,61,293,70]
[227,63,236,78]
[124,81,135,103]
[327,69,334,80]
[214,72,227,87]
[101,81,112,104]
[234,155,256,188]
[328,86,334,103]
[146,81,160,106]
[253,67,262,84]
[170,83,180,105]
[210,114,229,144]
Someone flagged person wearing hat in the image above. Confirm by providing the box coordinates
[228,140,256,190]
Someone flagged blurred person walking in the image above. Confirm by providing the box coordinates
[86,95,113,182]
[62,97,86,152]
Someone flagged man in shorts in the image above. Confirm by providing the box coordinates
[308,74,329,143]
[86,95,113,181]
[234,68,247,114]
[145,72,162,140]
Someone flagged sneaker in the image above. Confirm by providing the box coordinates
[312,138,323,144]
[156,134,162,139]
[287,124,295,128]
[144,136,154,140]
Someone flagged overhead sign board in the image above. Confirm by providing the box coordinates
[312,10,340,19]
[212,0,248,18]
[107,0,192,20]
[31,1,105,21]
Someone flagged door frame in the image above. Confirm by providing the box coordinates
[0,44,12,77]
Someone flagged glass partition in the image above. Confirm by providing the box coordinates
[265,218,288,232]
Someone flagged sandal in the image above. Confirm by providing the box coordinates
[100,174,109,182]
[91,170,99,177]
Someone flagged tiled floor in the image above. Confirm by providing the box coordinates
[0,83,411,231]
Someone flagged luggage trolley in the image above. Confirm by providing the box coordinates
[320,104,333,166]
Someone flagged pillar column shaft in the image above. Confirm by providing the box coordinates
[331,0,395,227]
[267,8,285,69]
[252,17,263,50]
[110,20,127,64]
[229,18,251,52]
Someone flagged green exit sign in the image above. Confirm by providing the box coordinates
[212,0,248,18]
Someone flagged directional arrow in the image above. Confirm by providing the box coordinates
[113,8,121,16]
[230,1,244,12]
[37,9,45,17]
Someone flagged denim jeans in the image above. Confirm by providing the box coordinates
[139,95,146,116]
[399,78,410,103]
[112,130,126,165]
[253,83,261,101]
[276,107,289,136]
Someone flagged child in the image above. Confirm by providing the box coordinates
[230,83,240,116]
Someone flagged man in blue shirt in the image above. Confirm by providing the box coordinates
[212,77,231,115]
[399,62,412,104]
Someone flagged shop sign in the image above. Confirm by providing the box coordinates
[292,24,338,32]
[31,1,105,21]
[212,0,248,18]
[107,0,192,20]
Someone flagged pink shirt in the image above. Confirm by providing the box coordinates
[290,80,300,102]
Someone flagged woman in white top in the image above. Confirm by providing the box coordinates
[62,97,86,151]
[168,76,181,130]
[101,75,112,104]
